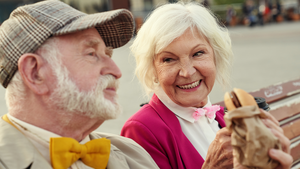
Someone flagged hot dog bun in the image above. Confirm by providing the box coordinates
[224,88,257,111]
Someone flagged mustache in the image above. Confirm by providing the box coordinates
[94,75,119,92]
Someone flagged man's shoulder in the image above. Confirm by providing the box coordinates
[91,132,137,145]
[91,131,151,151]
[0,117,51,169]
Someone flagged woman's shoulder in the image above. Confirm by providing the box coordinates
[122,100,176,133]
[126,103,161,123]
[121,103,178,145]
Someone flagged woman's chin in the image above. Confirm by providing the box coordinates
[176,99,208,108]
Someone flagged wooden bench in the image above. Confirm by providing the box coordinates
[216,77,300,168]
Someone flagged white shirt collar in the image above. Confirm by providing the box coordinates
[155,87,215,123]
[6,114,93,169]
[7,113,90,144]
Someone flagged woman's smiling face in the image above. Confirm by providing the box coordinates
[154,28,216,108]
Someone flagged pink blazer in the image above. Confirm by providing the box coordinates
[121,94,226,169]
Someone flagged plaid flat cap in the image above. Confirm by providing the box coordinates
[0,0,134,88]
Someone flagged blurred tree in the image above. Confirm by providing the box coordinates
[214,0,244,5]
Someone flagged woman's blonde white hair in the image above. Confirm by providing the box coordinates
[131,1,233,96]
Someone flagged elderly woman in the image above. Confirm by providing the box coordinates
[121,2,292,169]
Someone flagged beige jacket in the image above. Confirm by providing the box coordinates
[0,117,159,169]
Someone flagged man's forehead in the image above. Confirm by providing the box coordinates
[57,28,105,46]
[83,38,103,47]
[76,29,104,46]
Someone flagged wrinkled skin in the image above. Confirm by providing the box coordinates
[202,109,293,169]
[202,128,233,169]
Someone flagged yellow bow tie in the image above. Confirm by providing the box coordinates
[50,137,110,169]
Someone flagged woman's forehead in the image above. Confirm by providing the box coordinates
[157,28,208,52]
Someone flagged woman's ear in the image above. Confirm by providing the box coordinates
[18,53,49,95]
[152,68,159,83]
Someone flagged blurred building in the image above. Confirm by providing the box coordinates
[130,0,210,18]
[0,0,40,23]
[0,0,213,23]
[0,0,298,24]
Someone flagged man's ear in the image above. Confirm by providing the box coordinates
[18,53,49,95]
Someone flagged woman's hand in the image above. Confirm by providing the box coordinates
[202,128,233,169]
[261,109,293,169]
[234,109,293,169]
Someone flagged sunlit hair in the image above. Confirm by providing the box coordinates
[131,2,233,96]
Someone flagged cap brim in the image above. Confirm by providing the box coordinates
[53,9,134,48]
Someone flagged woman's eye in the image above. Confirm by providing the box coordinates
[194,51,204,57]
[163,58,173,62]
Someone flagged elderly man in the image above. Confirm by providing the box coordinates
[0,0,159,169]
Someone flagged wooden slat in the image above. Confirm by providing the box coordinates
[291,141,300,165]
[216,93,300,122]
[216,101,225,108]
[249,77,300,104]
[281,117,300,140]
[215,78,300,111]
[269,100,300,121]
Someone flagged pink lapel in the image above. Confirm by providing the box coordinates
[149,94,205,168]
[149,94,226,168]
[215,107,226,127]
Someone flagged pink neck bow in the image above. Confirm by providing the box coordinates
[193,105,220,121]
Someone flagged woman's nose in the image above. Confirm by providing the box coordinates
[179,62,196,78]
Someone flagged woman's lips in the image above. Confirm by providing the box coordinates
[177,80,202,89]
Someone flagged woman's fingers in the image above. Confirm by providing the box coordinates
[260,109,290,154]
[260,109,279,126]
[269,149,293,169]
[204,128,233,168]
[260,109,293,169]
[260,109,284,136]
[270,128,291,154]
[262,118,284,134]
[217,127,231,136]
[209,128,233,154]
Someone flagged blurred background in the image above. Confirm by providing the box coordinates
[0,0,300,135]
[1,0,300,27]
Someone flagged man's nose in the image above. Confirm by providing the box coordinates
[101,57,122,79]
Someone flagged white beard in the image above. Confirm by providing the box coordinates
[49,65,122,120]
